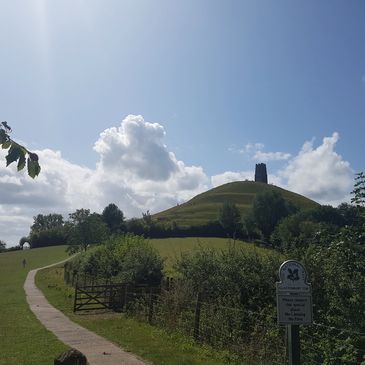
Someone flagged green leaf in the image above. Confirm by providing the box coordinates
[27,158,41,178]
[17,153,26,171]
[1,121,12,132]
[0,130,7,144]
[5,146,22,166]
[29,152,39,161]
[2,140,11,149]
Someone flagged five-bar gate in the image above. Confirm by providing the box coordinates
[73,283,127,312]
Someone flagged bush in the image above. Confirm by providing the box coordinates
[68,234,164,286]
[30,227,68,248]
[175,244,282,311]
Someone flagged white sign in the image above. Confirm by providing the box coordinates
[276,260,313,325]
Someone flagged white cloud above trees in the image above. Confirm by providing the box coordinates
[229,142,291,161]
[0,116,354,246]
[0,115,209,245]
[214,132,353,206]
[253,151,291,162]
[279,133,353,205]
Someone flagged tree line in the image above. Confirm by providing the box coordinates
[10,172,364,253]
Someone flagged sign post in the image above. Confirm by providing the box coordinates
[276,260,313,365]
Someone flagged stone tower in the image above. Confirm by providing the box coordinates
[255,163,268,184]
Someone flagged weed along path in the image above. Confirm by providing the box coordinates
[24,263,149,365]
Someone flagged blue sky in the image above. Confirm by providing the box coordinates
[0,1,364,245]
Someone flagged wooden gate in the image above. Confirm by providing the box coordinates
[73,283,127,312]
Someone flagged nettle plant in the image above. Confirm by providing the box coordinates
[0,121,40,178]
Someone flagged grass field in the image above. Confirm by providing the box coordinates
[36,265,242,365]
[0,237,278,364]
[0,246,69,365]
[34,237,281,365]
[148,237,278,275]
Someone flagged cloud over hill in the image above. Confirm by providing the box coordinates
[212,132,353,206]
[0,115,353,246]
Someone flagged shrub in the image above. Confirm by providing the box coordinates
[68,234,164,286]
[30,227,68,248]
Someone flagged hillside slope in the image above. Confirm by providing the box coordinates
[153,181,319,227]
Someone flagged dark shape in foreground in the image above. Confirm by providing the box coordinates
[54,348,88,365]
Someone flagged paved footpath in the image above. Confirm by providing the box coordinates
[24,261,149,365]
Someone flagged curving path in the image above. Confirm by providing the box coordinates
[24,261,149,365]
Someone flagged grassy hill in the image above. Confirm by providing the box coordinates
[153,181,319,227]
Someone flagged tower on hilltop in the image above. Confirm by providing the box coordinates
[255,163,268,184]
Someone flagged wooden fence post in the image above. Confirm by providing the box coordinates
[148,288,154,324]
[73,285,78,313]
[124,284,129,311]
[194,292,202,341]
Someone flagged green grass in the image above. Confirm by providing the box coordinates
[0,246,69,365]
[36,266,242,365]
[153,181,319,227]
[34,237,281,364]
[149,237,278,276]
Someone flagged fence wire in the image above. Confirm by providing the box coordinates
[64,269,365,365]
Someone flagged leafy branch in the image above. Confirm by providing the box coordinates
[351,172,365,207]
[0,121,41,178]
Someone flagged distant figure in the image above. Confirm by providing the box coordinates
[22,258,26,268]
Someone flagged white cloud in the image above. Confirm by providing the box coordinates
[94,115,177,181]
[245,143,265,153]
[0,115,209,246]
[253,151,291,162]
[211,171,253,187]
[230,142,291,162]
[213,132,353,206]
[92,115,209,211]
[0,120,354,248]
[228,143,265,155]
[279,132,353,205]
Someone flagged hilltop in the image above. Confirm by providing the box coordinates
[153,181,319,227]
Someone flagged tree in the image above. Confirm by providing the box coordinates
[350,172,365,224]
[0,122,40,178]
[337,203,359,226]
[19,236,30,248]
[305,205,345,227]
[67,213,108,252]
[351,172,365,206]
[252,190,295,242]
[270,212,322,252]
[126,218,145,236]
[242,213,259,241]
[68,209,91,226]
[0,240,6,252]
[30,213,64,233]
[28,213,66,248]
[142,210,154,231]
[102,203,125,234]
[218,201,242,238]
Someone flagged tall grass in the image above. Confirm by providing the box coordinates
[0,246,69,365]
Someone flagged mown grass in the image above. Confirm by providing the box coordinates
[0,246,69,365]
[153,181,318,227]
[36,266,242,365]
[149,237,278,276]
[35,237,281,364]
